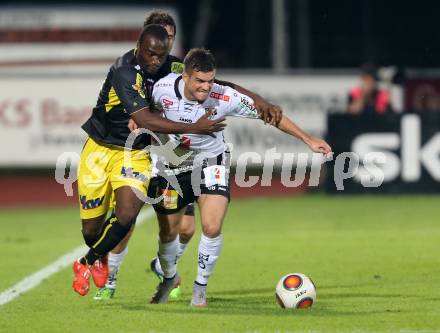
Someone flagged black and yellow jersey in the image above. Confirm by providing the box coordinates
[81,49,183,149]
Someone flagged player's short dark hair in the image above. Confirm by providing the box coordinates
[138,24,168,46]
[144,10,177,35]
[183,48,216,74]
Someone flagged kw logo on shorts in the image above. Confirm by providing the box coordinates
[121,167,148,182]
[159,189,178,209]
[80,195,105,210]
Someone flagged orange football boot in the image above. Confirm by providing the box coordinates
[90,256,109,288]
[72,260,91,296]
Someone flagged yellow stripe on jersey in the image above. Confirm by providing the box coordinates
[135,73,145,98]
[105,86,121,112]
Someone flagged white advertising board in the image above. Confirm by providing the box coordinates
[0,66,373,167]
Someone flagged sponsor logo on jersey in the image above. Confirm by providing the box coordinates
[171,62,184,74]
[173,134,192,149]
[160,189,178,209]
[162,98,174,108]
[239,96,258,116]
[180,136,191,149]
[210,92,230,101]
[204,107,218,118]
[179,117,193,123]
[156,82,173,88]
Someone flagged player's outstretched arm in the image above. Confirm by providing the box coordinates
[276,115,333,156]
[216,79,282,126]
[131,108,226,135]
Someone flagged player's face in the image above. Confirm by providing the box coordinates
[163,25,176,52]
[183,70,216,103]
[137,38,168,74]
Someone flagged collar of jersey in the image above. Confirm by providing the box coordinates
[175,75,199,104]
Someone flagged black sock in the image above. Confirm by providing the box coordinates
[80,250,100,265]
[85,213,131,264]
[82,234,98,249]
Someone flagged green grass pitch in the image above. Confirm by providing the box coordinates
[0,195,439,333]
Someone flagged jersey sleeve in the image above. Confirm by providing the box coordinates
[226,89,260,119]
[111,67,150,115]
[151,82,165,113]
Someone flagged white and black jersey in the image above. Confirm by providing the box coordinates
[151,73,260,168]
[148,73,260,214]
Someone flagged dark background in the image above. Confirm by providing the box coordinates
[2,0,439,69]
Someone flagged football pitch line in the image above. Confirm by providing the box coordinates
[0,208,155,306]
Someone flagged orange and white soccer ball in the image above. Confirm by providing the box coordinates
[275,273,316,309]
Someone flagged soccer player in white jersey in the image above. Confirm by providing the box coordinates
[146,48,332,306]
[94,11,284,301]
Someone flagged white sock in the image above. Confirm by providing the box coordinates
[158,237,179,279]
[195,233,223,286]
[106,246,128,289]
[177,236,189,259]
[154,256,164,276]
[155,235,189,274]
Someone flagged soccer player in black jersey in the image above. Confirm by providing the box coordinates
[92,10,284,301]
[93,10,196,301]
[72,24,226,296]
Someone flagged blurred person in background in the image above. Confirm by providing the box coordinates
[347,63,393,115]
[409,84,440,113]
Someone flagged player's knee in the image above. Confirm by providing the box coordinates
[159,225,179,243]
[115,209,137,227]
[81,227,100,247]
[179,230,194,243]
[159,231,178,243]
[202,223,221,238]
[179,224,196,242]
[81,218,104,246]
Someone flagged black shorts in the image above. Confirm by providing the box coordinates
[184,203,195,216]
[148,152,230,215]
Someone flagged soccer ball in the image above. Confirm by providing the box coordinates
[275,273,316,309]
